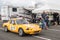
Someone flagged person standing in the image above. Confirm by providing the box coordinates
[41,11,49,29]
[56,12,59,25]
[53,12,59,25]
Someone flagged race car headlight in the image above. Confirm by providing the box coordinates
[39,26,41,28]
[26,28,29,30]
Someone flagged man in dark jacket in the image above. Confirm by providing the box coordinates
[53,12,59,25]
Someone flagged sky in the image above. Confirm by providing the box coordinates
[0,0,60,11]
[0,0,60,7]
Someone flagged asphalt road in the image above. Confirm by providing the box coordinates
[0,21,60,40]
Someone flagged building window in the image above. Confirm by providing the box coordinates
[12,8,17,12]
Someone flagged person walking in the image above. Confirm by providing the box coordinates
[39,17,47,29]
[41,11,49,29]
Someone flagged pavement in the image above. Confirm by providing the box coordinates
[0,21,60,40]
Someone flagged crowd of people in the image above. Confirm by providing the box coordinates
[30,11,60,30]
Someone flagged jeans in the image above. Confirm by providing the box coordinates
[39,21,46,29]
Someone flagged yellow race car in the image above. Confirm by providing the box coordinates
[3,18,42,36]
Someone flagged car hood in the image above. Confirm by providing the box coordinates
[23,24,40,29]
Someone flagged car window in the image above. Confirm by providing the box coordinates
[16,19,29,24]
[16,20,22,24]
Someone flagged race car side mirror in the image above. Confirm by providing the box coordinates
[13,22,16,25]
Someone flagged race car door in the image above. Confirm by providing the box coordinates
[9,20,17,32]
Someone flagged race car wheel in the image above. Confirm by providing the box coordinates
[18,29,25,36]
[4,26,8,32]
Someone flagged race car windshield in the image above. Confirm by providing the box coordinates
[16,19,29,24]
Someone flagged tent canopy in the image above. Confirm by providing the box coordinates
[32,5,60,13]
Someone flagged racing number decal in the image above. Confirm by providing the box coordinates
[10,26,15,30]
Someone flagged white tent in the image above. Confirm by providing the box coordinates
[32,5,50,13]
[32,5,60,13]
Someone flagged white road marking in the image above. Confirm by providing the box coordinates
[48,29,60,32]
[33,36,51,40]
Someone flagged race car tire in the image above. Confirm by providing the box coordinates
[4,26,8,32]
[18,28,25,36]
